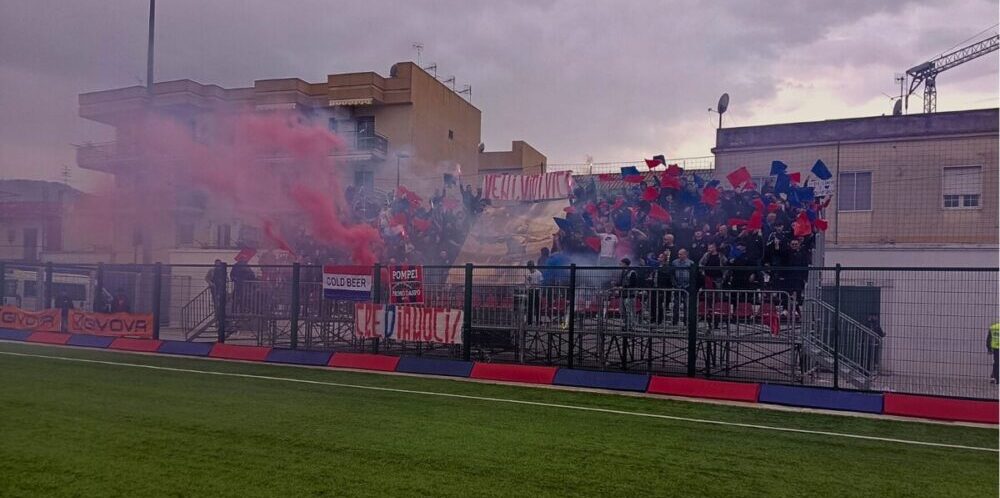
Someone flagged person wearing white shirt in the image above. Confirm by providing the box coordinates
[597,229,619,266]
[526,261,543,325]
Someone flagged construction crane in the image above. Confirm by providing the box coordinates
[904,34,999,114]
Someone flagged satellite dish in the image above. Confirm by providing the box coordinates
[717,93,730,115]
[892,99,903,116]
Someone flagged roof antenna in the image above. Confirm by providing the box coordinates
[442,75,455,91]
[423,63,438,78]
[458,84,472,101]
[412,43,423,65]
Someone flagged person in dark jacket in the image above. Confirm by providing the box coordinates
[56,291,74,332]
[778,237,812,308]
[111,288,131,313]
[230,260,256,313]
[617,258,639,331]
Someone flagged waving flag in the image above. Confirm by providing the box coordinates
[811,159,832,180]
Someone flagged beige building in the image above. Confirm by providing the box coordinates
[712,108,999,256]
[75,62,545,263]
[479,141,547,176]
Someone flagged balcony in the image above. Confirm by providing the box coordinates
[356,133,388,157]
[75,141,142,172]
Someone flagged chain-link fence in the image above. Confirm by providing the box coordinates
[1,261,996,400]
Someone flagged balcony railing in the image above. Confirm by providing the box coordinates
[356,133,388,156]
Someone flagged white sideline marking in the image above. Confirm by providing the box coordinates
[0,350,996,453]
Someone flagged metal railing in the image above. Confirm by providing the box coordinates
[3,261,996,400]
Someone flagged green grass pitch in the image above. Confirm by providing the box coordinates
[0,341,996,497]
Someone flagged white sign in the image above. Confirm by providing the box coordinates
[323,265,373,301]
[815,179,836,196]
[354,303,463,344]
[482,171,574,202]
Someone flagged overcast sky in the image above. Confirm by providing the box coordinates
[1,0,997,191]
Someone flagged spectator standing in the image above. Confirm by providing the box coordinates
[111,288,131,313]
[670,249,695,325]
[56,291,73,332]
[597,228,619,266]
[525,261,543,325]
[698,243,727,289]
[989,322,1000,384]
[617,258,639,331]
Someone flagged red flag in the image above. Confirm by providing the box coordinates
[727,218,748,227]
[793,212,812,237]
[789,172,801,184]
[661,174,681,190]
[642,186,659,202]
[612,197,625,210]
[234,247,257,262]
[744,181,757,190]
[598,173,615,182]
[585,202,598,216]
[747,210,763,230]
[262,220,296,256]
[666,164,683,177]
[726,167,752,188]
[624,175,644,184]
[765,312,780,335]
[564,206,577,214]
[701,186,720,207]
[584,236,601,253]
[813,218,829,231]
[767,203,781,213]
[648,203,671,222]
[405,190,422,206]
[644,159,660,169]
[391,212,408,226]
[752,198,764,211]
[412,217,431,232]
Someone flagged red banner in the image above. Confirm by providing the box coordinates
[389,265,424,305]
[67,310,154,338]
[0,306,61,332]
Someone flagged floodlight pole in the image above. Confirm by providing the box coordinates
[146,0,155,95]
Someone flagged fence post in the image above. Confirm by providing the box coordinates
[833,264,842,389]
[152,262,162,340]
[290,262,301,350]
[44,261,54,309]
[95,262,105,310]
[372,263,381,353]
[686,262,699,377]
[567,264,577,369]
[462,263,473,362]
[217,262,228,343]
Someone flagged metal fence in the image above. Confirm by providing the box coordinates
[1,261,997,400]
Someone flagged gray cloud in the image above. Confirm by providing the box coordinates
[0,0,996,188]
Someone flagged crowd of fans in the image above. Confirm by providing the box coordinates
[540,164,831,304]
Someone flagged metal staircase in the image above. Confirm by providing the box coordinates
[180,286,217,341]
[800,297,882,389]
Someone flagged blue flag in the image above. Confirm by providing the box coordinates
[553,217,573,231]
[770,161,788,176]
[621,166,641,177]
[811,159,832,180]
[706,179,721,188]
[729,245,745,261]
[774,173,791,194]
[693,174,705,189]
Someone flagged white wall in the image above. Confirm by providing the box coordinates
[825,245,998,397]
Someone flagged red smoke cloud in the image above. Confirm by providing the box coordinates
[89,110,378,264]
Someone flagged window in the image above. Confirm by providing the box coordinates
[176,223,195,246]
[354,171,374,190]
[357,117,375,138]
[328,118,338,133]
[448,129,454,140]
[837,172,872,212]
[216,224,232,248]
[942,166,981,209]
